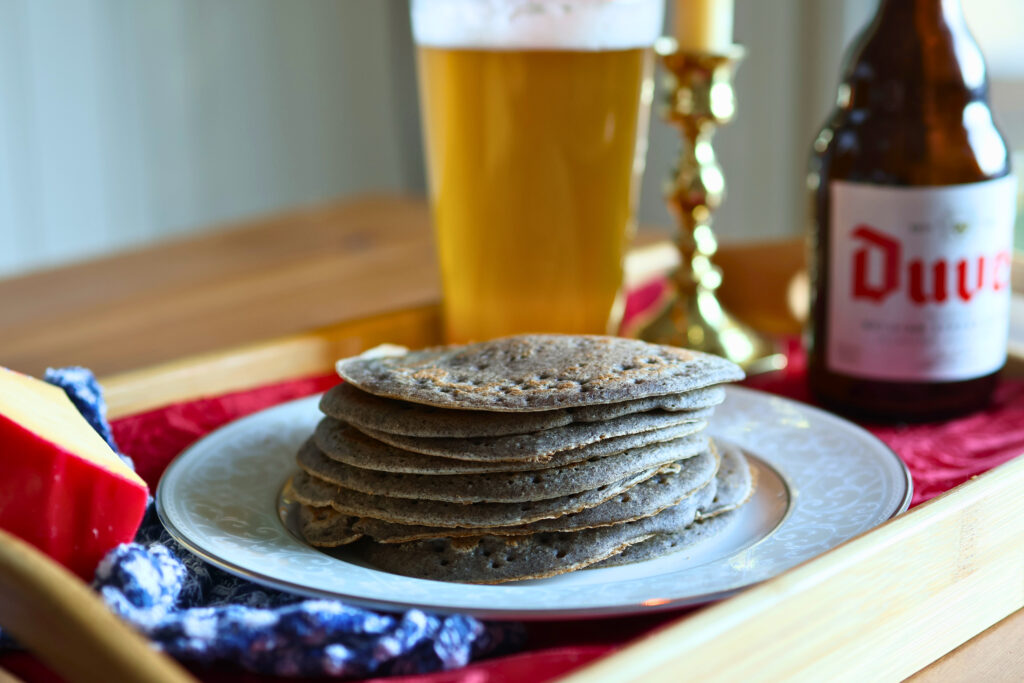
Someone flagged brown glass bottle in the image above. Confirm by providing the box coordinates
[807,0,1016,421]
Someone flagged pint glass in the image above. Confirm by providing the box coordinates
[412,0,664,342]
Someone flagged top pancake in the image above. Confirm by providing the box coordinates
[336,334,744,412]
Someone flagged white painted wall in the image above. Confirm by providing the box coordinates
[0,0,421,277]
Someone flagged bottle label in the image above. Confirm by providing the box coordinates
[827,177,1018,382]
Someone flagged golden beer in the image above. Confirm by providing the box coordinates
[413,2,659,342]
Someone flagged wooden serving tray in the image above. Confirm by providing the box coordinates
[92,306,1024,683]
[2,196,1022,680]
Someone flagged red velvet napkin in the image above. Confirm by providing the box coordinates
[742,338,1024,505]
[114,349,1024,508]
[627,278,1024,505]
[7,293,1024,681]
[97,361,1024,683]
[34,352,1017,683]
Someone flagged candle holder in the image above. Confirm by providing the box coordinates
[639,38,785,374]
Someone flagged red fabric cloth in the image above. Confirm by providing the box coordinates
[623,282,1024,505]
[743,338,1024,505]
[7,303,1024,681]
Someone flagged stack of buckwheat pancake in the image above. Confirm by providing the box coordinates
[290,334,754,583]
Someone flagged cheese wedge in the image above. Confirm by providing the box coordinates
[0,367,148,579]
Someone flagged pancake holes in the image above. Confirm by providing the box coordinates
[633,378,644,384]
[482,549,492,557]
[505,553,515,562]
[621,364,638,371]
[440,559,450,567]
[621,494,631,503]
[555,550,567,559]
[490,560,503,569]
[532,476,542,484]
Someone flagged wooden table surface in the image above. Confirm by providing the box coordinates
[0,196,441,377]
[1,194,1021,682]
[0,194,803,377]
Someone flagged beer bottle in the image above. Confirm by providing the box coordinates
[807,0,1017,420]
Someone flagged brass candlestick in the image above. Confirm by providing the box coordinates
[639,39,785,374]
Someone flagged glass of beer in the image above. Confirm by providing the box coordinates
[411,0,664,342]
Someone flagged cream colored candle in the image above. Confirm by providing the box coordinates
[674,0,735,52]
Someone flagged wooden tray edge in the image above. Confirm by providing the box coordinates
[96,277,1024,679]
[557,455,1024,682]
[102,306,441,419]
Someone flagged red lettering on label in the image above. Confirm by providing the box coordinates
[850,227,1008,305]
[957,257,984,302]
[993,250,1012,291]
[851,225,900,302]
[909,260,948,304]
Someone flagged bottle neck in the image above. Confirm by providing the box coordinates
[839,0,987,113]
[875,0,965,27]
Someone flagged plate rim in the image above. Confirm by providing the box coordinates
[155,385,912,620]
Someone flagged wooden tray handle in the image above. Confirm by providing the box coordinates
[0,528,195,683]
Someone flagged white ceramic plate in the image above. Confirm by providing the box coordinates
[157,386,911,619]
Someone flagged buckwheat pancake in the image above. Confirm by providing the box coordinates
[591,510,741,569]
[298,505,361,548]
[336,334,745,412]
[355,410,704,463]
[699,441,757,517]
[298,433,707,503]
[591,443,756,568]
[320,381,726,438]
[293,335,752,583]
[290,464,672,528]
[314,417,708,475]
[350,498,711,583]
[299,450,720,545]
[346,445,755,581]
[570,389,723,422]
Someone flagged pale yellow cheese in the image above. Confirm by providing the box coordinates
[0,367,144,485]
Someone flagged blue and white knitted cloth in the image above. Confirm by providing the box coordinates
[4,368,523,678]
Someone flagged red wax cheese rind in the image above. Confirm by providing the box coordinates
[0,368,148,580]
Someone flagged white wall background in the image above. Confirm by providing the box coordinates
[0,0,423,277]
[638,0,875,248]
[0,0,1019,279]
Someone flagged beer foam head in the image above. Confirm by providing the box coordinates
[411,0,664,50]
